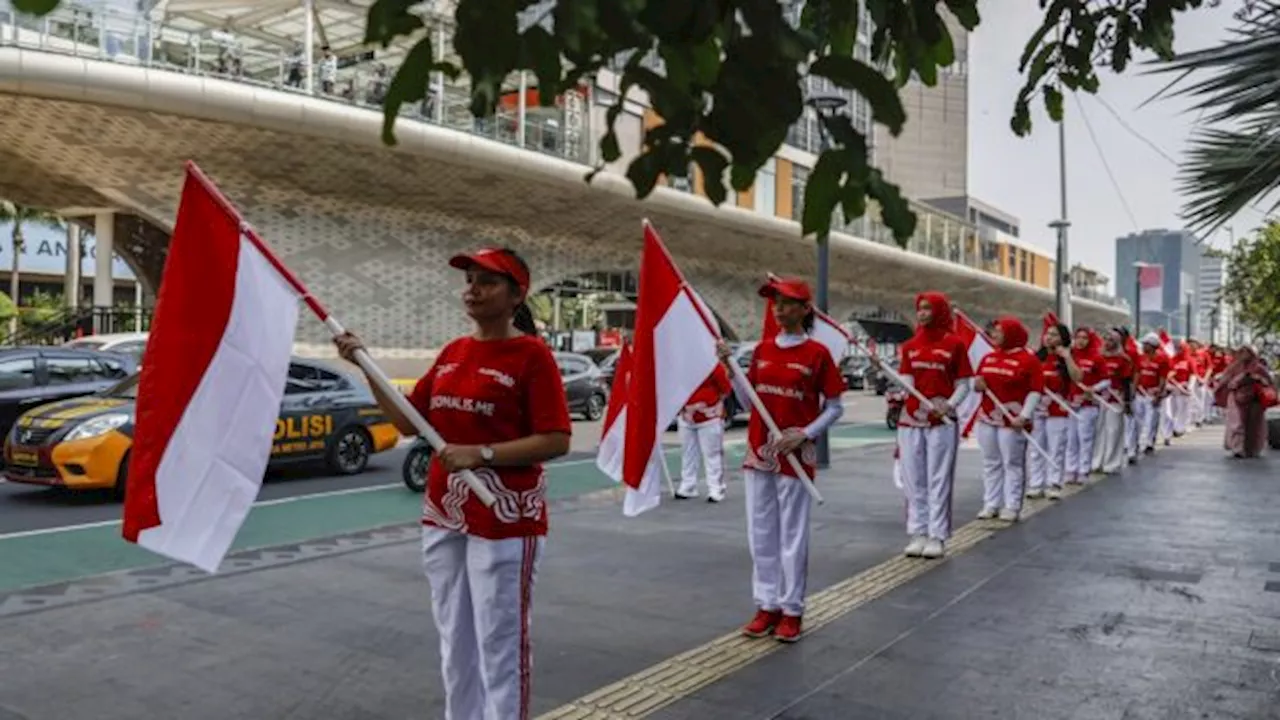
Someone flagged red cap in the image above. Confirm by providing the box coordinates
[448,248,530,294]
[758,276,812,303]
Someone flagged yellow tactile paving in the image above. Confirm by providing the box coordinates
[536,449,1145,720]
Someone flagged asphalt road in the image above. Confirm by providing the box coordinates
[0,392,887,537]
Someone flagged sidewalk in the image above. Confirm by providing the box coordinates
[1,426,1276,719]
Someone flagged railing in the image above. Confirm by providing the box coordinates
[0,306,150,346]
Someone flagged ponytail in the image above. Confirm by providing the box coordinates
[513,301,537,335]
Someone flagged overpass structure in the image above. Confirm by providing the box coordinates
[0,3,1128,355]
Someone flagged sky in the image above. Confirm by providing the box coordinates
[967,1,1271,292]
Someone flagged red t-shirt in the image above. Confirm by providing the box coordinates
[743,338,845,480]
[1069,350,1105,406]
[898,333,974,427]
[408,335,572,539]
[1211,353,1229,375]
[1099,353,1133,404]
[1038,355,1072,418]
[1170,356,1193,385]
[1136,352,1171,392]
[976,348,1044,427]
[682,365,732,424]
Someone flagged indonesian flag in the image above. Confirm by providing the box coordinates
[620,222,721,516]
[952,311,996,439]
[761,279,852,363]
[1138,264,1164,312]
[1158,328,1176,358]
[121,165,300,572]
[595,341,633,481]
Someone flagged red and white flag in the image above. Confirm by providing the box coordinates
[619,222,721,516]
[121,164,302,572]
[952,311,996,439]
[1158,328,1176,358]
[1138,264,1164,312]
[595,341,633,481]
[761,280,851,363]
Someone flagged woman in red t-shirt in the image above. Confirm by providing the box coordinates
[718,276,845,644]
[335,247,571,720]
[1095,328,1134,474]
[972,317,1043,522]
[1028,320,1081,499]
[1066,328,1108,484]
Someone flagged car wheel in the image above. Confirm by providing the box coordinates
[402,442,431,493]
[112,450,130,502]
[585,392,606,421]
[327,427,371,475]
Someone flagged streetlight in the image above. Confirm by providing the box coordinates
[1051,219,1071,328]
[805,90,849,470]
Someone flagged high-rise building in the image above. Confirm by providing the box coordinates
[871,11,968,200]
[1197,255,1235,344]
[1115,229,1203,336]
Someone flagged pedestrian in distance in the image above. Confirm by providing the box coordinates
[675,364,733,502]
[1134,333,1171,455]
[972,316,1043,522]
[1066,328,1107,484]
[335,246,572,720]
[1027,319,1079,500]
[721,276,845,644]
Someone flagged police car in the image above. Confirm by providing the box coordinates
[2,358,401,499]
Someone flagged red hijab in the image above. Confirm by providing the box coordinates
[915,291,954,342]
[993,316,1029,351]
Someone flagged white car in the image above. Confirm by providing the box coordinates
[63,332,149,363]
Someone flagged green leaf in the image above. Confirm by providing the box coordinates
[625,151,664,199]
[690,36,722,87]
[809,55,907,135]
[802,150,845,237]
[520,26,565,105]
[364,0,426,47]
[943,0,980,30]
[866,169,917,245]
[381,36,436,145]
[1043,84,1064,122]
[691,146,729,206]
[600,132,621,163]
[12,0,60,15]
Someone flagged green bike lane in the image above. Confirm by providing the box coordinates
[0,423,894,594]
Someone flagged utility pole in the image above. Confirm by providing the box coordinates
[1133,264,1142,336]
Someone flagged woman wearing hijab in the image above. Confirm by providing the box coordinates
[896,292,973,559]
[1134,333,1171,454]
[1095,328,1134,474]
[1066,328,1108,484]
[972,317,1042,521]
[1216,345,1273,458]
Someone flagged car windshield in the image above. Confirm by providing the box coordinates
[66,340,105,351]
[102,373,141,399]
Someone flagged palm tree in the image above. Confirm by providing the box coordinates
[0,201,64,339]
[1155,1,1280,234]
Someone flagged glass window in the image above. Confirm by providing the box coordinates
[791,165,810,222]
[92,358,129,380]
[755,158,776,217]
[45,356,97,385]
[0,357,36,391]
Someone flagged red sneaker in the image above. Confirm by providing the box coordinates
[775,614,803,643]
[742,609,782,638]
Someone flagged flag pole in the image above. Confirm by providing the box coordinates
[848,336,955,426]
[643,221,823,504]
[659,446,677,497]
[183,162,497,508]
[983,388,1059,472]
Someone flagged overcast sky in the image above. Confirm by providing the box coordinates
[968,1,1270,292]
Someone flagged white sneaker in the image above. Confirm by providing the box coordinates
[921,538,945,559]
[1026,489,1044,499]
[1046,487,1062,500]
[998,508,1019,522]
[904,535,927,557]
[977,507,997,520]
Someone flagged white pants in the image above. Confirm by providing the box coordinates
[1136,394,1160,449]
[422,527,544,720]
[1090,409,1106,472]
[1202,385,1218,422]
[1067,406,1100,478]
[678,419,725,498]
[1190,383,1205,425]
[745,469,812,616]
[1096,405,1126,473]
[897,424,958,541]
[1028,416,1069,490]
[1160,396,1175,440]
[1172,393,1190,434]
[977,423,1026,513]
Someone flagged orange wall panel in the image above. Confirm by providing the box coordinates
[776,159,793,220]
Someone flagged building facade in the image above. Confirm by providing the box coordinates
[871,11,969,200]
[1115,228,1203,336]
[1197,254,1235,344]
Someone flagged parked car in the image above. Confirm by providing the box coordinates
[63,332,149,363]
[554,351,610,421]
[594,348,622,388]
[841,356,870,390]
[0,346,137,443]
[2,358,401,498]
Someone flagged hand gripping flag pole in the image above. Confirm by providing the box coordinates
[848,336,955,426]
[983,388,1060,473]
[185,161,497,508]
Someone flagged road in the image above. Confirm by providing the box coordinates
[0,392,893,594]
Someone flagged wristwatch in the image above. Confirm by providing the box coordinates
[479,446,495,465]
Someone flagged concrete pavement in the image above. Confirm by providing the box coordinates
[1,420,1275,720]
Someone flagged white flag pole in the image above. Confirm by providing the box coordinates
[984,388,1060,473]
